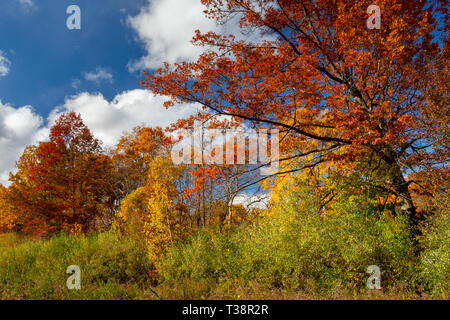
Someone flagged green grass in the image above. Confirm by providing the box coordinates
[160,205,417,292]
[159,198,448,298]
[0,202,448,299]
[0,231,154,299]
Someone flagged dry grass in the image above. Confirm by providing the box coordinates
[149,279,442,300]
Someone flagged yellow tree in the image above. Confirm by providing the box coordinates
[115,155,190,263]
[144,156,189,262]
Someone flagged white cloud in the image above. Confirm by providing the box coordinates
[0,101,47,185]
[0,51,11,77]
[18,0,33,5]
[49,89,198,148]
[127,0,221,70]
[0,90,198,186]
[128,0,267,72]
[17,0,36,11]
[71,78,81,89]
[83,68,113,83]
[233,193,270,210]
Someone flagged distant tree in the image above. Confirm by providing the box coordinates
[111,126,171,200]
[8,112,115,234]
[0,185,18,232]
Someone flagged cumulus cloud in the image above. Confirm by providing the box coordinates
[0,51,11,77]
[49,89,199,148]
[0,102,47,185]
[128,0,267,72]
[83,68,113,83]
[127,0,221,70]
[0,90,198,186]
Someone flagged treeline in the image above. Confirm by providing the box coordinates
[0,112,258,244]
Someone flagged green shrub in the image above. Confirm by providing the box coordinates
[0,232,152,299]
[160,195,417,292]
[418,208,450,296]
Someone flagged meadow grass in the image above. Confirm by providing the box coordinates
[0,231,153,299]
[0,204,448,300]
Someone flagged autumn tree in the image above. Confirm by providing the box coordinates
[115,155,190,262]
[409,40,450,213]
[111,126,172,200]
[168,117,265,228]
[8,112,115,234]
[6,145,56,234]
[0,185,18,232]
[141,0,449,232]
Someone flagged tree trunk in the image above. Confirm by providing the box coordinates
[387,159,419,235]
[227,204,233,227]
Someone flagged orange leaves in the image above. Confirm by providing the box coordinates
[137,1,448,226]
[6,112,115,235]
[112,126,172,199]
[0,186,18,232]
[2,1,445,240]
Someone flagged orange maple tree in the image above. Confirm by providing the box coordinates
[140,0,449,230]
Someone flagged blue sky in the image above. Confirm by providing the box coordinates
[0,0,147,114]
[0,0,215,185]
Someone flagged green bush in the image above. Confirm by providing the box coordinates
[160,195,417,292]
[0,231,152,299]
[418,208,450,296]
[1,194,447,299]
